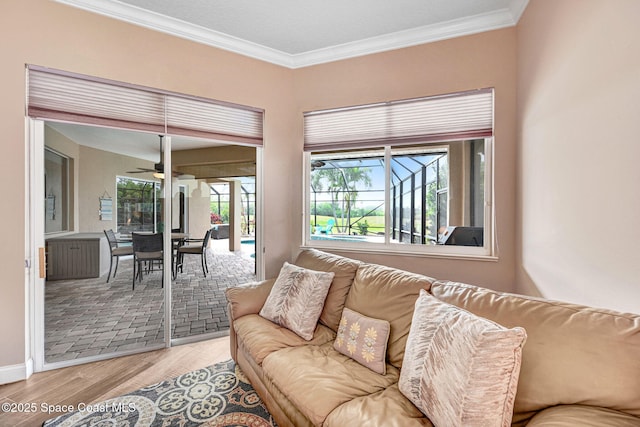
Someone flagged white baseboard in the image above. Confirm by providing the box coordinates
[0,359,33,385]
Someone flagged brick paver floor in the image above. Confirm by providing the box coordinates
[44,239,256,363]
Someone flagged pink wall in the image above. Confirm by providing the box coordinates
[10,0,637,379]
[517,0,640,313]
[1,0,297,368]
[1,1,520,373]
[293,29,518,291]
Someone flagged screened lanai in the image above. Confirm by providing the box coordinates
[309,140,485,247]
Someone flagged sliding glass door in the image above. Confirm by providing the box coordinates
[28,65,264,370]
[169,138,258,343]
[34,121,261,369]
[41,123,168,366]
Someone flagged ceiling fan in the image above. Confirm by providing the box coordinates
[311,160,326,171]
[126,135,189,179]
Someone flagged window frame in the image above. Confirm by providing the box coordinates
[44,147,72,235]
[302,138,495,260]
[115,176,162,235]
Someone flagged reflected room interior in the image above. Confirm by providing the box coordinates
[43,123,257,364]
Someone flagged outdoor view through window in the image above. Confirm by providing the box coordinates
[308,139,486,251]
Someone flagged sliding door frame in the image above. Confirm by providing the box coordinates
[27,120,264,372]
[28,119,169,372]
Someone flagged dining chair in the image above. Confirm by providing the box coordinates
[131,232,164,290]
[176,228,213,277]
[104,229,133,283]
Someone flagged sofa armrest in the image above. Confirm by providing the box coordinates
[226,279,276,319]
[225,279,276,361]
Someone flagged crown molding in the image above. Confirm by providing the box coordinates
[290,6,527,68]
[55,0,528,69]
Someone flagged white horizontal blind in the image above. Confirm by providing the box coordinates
[304,88,493,151]
[166,96,262,145]
[27,65,263,146]
[28,68,166,133]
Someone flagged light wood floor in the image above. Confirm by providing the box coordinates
[0,335,231,427]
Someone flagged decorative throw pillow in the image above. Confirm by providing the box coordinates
[259,262,335,340]
[333,308,391,375]
[399,290,527,427]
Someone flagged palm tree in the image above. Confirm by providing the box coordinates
[311,163,372,234]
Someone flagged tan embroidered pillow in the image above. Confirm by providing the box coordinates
[334,308,391,375]
[399,290,527,427]
[259,262,335,340]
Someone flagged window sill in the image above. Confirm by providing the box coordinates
[301,241,499,262]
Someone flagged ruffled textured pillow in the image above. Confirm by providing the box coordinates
[399,290,527,427]
[334,307,390,374]
[260,262,334,340]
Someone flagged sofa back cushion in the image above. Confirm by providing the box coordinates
[345,263,435,368]
[260,262,335,340]
[431,280,640,424]
[294,249,361,332]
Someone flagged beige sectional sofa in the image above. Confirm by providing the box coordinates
[225,249,640,426]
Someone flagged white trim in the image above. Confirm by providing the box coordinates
[291,9,523,68]
[0,362,32,385]
[171,330,229,347]
[255,147,265,280]
[29,119,47,373]
[25,358,34,379]
[304,138,496,259]
[54,0,528,69]
[54,0,295,68]
[509,0,531,23]
[163,135,173,348]
[24,117,34,383]
[38,344,165,372]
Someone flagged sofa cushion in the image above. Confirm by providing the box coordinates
[525,404,640,427]
[234,314,336,364]
[431,281,640,424]
[260,366,317,427]
[262,342,399,426]
[294,249,361,332]
[345,263,435,368]
[260,262,334,340]
[226,279,276,319]
[399,290,527,427]
[324,384,433,427]
[333,307,391,375]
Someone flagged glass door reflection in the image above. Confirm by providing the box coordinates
[170,138,257,342]
[43,123,166,365]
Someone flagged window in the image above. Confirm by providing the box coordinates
[44,147,71,234]
[116,177,161,234]
[210,177,256,235]
[304,89,494,257]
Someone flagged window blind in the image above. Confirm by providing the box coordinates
[304,88,493,151]
[165,96,262,145]
[27,65,263,146]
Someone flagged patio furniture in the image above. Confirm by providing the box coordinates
[131,232,163,290]
[210,224,229,239]
[170,232,189,279]
[176,228,213,277]
[104,229,133,283]
[316,218,335,234]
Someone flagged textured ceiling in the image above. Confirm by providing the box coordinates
[57,0,528,67]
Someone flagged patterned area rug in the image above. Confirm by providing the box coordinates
[42,360,277,427]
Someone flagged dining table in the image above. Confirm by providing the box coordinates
[122,231,190,280]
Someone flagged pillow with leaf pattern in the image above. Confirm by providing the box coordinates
[260,262,334,340]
